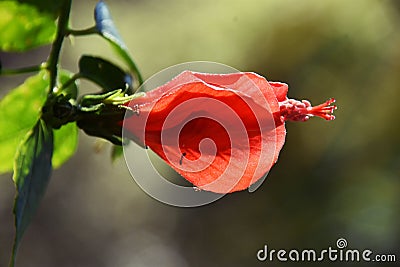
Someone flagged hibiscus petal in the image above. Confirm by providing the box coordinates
[123,71,288,193]
[269,81,289,102]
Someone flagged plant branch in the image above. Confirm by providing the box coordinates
[0,64,44,75]
[59,73,81,92]
[47,0,72,94]
[66,26,98,36]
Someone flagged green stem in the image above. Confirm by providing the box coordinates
[47,0,72,94]
[0,64,44,75]
[67,26,98,36]
[59,73,81,92]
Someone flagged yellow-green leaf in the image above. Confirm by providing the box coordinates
[52,122,78,168]
[0,70,79,173]
[0,71,49,174]
[0,1,56,51]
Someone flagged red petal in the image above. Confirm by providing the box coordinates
[123,71,286,193]
[269,82,289,102]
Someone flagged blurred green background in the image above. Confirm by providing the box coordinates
[1,0,399,266]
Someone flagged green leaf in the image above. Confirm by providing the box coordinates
[10,119,53,267]
[94,0,143,84]
[17,0,63,17]
[59,69,78,100]
[0,71,49,174]
[52,122,78,168]
[79,55,133,93]
[0,1,56,52]
[0,70,79,173]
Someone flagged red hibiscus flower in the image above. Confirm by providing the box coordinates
[122,71,336,194]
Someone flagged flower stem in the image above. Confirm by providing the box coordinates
[0,64,44,75]
[66,26,98,36]
[58,73,81,92]
[47,0,72,94]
